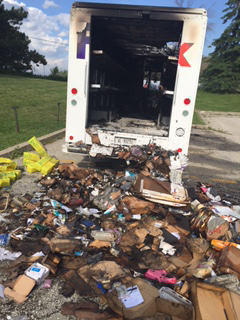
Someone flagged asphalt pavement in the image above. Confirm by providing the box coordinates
[186,127,240,183]
[186,112,240,183]
[42,123,240,183]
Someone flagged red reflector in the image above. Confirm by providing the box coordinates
[71,88,77,95]
[178,148,182,153]
[184,98,190,105]
[69,136,74,140]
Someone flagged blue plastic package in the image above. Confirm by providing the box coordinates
[0,234,9,246]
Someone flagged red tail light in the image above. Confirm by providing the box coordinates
[71,88,77,94]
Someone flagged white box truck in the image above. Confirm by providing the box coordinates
[64,2,207,155]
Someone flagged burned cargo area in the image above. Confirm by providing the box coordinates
[1,143,240,320]
[87,16,182,136]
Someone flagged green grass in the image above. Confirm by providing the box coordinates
[0,75,67,151]
[193,90,240,124]
[195,90,240,112]
[0,75,239,149]
[192,111,205,125]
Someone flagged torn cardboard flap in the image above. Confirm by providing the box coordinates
[156,296,193,320]
[4,275,36,304]
[206,216,229,240]
[63,270,94,296]
[42,253,60,275]
[89,240,111,248]
[4,287,27,304]
[78,261,128,285]
[121,196,154,215]
[218,246,240,274]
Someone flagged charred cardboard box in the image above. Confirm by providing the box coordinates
[106,278,193,320]
[134,173,189,207]
[156,296,193,320]
[191,282,240,320]
[218,246,240,274]
[106,278,158,319]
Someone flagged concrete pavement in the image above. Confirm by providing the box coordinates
[4,112,240,196]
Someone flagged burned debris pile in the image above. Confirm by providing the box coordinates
[0,144,240,320]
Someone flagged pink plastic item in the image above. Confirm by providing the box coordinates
[144,269,177,284]
[41,279,52,289]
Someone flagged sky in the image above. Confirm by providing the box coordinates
[3,0,229,75]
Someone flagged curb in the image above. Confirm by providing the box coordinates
[0,129,65,159]
[192,124,207,129]
[199,111,240,116]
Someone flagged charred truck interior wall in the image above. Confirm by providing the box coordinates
[88,16,183,135]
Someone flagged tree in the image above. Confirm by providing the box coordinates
[50,66,59,76]
[0,0,47,72]
[201,0,240,93]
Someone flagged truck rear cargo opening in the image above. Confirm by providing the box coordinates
[64,3,207,154]
[88,16,183,138]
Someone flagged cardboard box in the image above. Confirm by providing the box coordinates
[4,275,36,304]
[191,281,240,320]
[156,297,193,320]
[218,246,240,274]
[106,278,158,319]
[4,287,27,304]
[134,173,189,206]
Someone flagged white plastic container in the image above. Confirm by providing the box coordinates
[25,262,49,284]
[91,230,115,241]
[158,287,192,307]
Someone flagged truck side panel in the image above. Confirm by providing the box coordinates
[168,14,207,153]
[65,9,91,144]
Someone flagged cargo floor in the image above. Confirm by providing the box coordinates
[89,117,169,137]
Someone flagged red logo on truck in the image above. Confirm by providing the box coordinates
[179,43,193,67]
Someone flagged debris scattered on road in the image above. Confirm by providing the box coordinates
[1,143,240,319]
